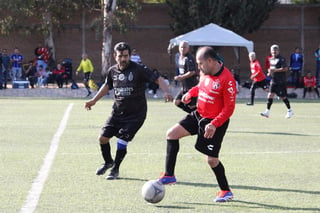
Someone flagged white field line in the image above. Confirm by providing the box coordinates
[20,103,74,213]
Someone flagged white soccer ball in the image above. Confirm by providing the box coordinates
[141,180,165,204]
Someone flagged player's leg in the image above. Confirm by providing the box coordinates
[158,112,197,184]
[96,119,117,175]
[96,135,114,175]
[247,82,256,105]
[106,119,145,180]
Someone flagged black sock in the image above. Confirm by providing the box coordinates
[282,98,291,109]
[100,143,113,164]
[267,98,273,110]
[165,139,179,176]
[212,162,230,191]
[113,149,127,171]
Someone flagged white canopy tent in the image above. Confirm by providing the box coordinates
[168,23,254,54]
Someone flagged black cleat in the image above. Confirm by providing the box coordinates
[246,102,254,106]
[96,162,114,175]
[106,168,119,180]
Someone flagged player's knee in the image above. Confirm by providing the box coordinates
[117,139,128,150]
[99,136,109,144]
[207,156,219,168]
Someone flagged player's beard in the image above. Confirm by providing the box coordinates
[119,61,129,70]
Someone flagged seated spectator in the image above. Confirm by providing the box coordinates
[148,69,160,98]
[303,70,320,98]
[53,63,66,88]
[25,61,37,88]
[37,65,49,88]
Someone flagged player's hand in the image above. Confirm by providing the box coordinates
[85,100,96,110]
[181,93,191,104]
[163,93,173,102]
[204,123,216,139]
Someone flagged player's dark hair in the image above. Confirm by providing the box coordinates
[199,46,219,61]
[114,42,131,55]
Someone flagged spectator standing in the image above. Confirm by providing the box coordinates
[289,47,303,88]
[303,71,320,98]
[25,61,38,88]
[314,44,320,86]
[174,41,198,113]
[53,63,66,88]
[130,48,142,64]
[84,42,173,180]
[260,44,293,118]
[1,49,10,89]
[34,42,49,70]
[247,52,269,106]
[76,53,94,97]
[10,47,24,81]
[158,46,236,203]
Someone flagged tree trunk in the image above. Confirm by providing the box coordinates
[101,0,116,78]
[44,11,56,67]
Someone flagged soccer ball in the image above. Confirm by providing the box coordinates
[141,180,165,204]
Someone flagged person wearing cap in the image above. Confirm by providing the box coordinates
[260,44,294,118]
[247,52,269,105]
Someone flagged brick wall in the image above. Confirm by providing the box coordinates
[0,4,319,82]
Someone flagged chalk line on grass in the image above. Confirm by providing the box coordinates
[20,103,74,213]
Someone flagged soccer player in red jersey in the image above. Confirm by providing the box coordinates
[247,52,269,105]
[303,71,320,98]
[158,46,236,202]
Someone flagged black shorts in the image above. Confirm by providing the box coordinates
[175,90,197,107]
[84,72,92,81]
[101,115,145,142]
[179,111,229,157]
[251,79,268,90]
[270,83,287,97]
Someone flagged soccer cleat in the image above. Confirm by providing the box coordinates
[246,102,254,106]
[96,162,114,175]
[106,168,119,180]
[260,111,269,118]
[214,190,233,202]
[158,173,176,185]
[285,109,294,119]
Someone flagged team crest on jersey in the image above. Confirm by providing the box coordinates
[118,73,125,81]
[212,80,220,90]
[128,72,133,81]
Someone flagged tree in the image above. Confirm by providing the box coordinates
[0,0,140,76]
[166,0,278,35]
[0,0,100,65]
[101,0,140,77]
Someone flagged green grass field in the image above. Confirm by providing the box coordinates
[0,97,319,213]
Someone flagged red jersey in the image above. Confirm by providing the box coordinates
[250,60,266,82]
[265,55,272,70]
[304,76,316,87]
[188,66,236,128]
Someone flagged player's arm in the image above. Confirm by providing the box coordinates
[85,84,109,110]
[156,76,173,102]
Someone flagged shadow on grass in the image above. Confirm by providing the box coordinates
[229,130,309,136]
[232,200,320,212]
[121,177,319,211]
[178,181,320,195]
